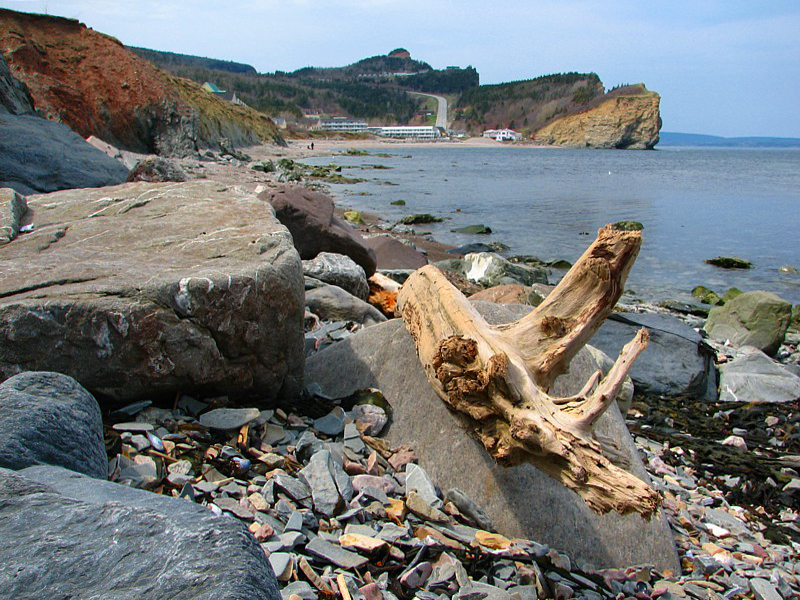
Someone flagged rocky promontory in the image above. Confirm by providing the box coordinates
[533,85,661,150]
[0,9,284,156]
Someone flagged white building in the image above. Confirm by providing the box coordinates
[373,126,442,140]
[319,117,369,133]
[483,129,522,141]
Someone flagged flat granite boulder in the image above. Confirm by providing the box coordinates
[0,180,304,403]
[0,372,106,478]
[0,465,279,599]
[305,309,679,572]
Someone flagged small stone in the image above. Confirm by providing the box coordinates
[400,561,433,589]
[339,532,388,554]
[272,472,312,504]
[388,446,418,472]
[129,434,150,451]
[213,497,255,521]
[248,492,270,512]
[255,452,285,469]
[406,491,450,523]
[112,421,154,433]
[192,480,218,494]
[782,478,800,492]
[284,511,304,533]
[167,472,192,486]
[262,423,287,446]
[313,407,346,437]
[168,460,194,476]
[305,537,369,569]
[445,488,493,531]
[299,450,345,517]
[199,407,260,430]
[405,463,441,507]
[475,530,513,550]
[350,404,388,436]
[252,522,275,542]
[386,497,407,522]
[352,474,395,495]
[268,552,294,582]
[720,435,747,450]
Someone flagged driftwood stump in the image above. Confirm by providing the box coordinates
[398,226,659,517]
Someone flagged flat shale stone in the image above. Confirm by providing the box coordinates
[199,407,261,430]
[305,537,369,569]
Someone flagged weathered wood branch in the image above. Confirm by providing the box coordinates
[398,226,660,517]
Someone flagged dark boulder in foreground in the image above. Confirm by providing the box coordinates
[0,372,106,478]
[0,465,279,599]
[0,181,304,403]
[306,304,680,572]
[263,185,377,277]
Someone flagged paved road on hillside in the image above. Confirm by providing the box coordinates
[408,91,448,129]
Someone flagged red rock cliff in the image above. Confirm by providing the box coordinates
[0,9,283,155]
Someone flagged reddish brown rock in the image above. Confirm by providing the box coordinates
[263,185,377,276]
[365,235,427,270]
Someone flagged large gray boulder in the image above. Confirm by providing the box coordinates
[719,346,800,403]
[591,312,717,399]
[0,372,106,478]
[0,181,305,403]
[262,185,377,277]
[0,465,279,599]
[305,306,679,572]
[705,291,792,357]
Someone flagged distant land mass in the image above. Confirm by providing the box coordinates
[659,132,800,148]
[129,45,661,149]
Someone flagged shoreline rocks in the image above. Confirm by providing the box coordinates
[0,181,305,403]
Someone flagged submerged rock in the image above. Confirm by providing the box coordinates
[705,256,752,269]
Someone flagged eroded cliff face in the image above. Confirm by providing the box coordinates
[0,9,283,155]
[533,87,661,150]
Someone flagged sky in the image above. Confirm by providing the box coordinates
[1,0,799,138]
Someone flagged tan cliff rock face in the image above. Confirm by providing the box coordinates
[0,9,283,155]
[533,87,661,150]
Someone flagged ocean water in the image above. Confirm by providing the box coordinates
[307,146,800,304]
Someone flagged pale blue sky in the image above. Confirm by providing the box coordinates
[1,0,798,137]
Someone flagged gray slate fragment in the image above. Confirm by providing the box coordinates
[0,372,106,479]
[0,465,278,599]
[199,407,261,430]
[446,488,494,531]
[272,472,312,505]
[313,406,346,436]
[406,463,442,508]
[750,578,783,600]
[305,536,369,569]
[299,450,345,517]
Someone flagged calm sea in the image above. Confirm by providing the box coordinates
[307,146,800,304]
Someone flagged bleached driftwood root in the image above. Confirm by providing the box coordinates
[398,226,660,517]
